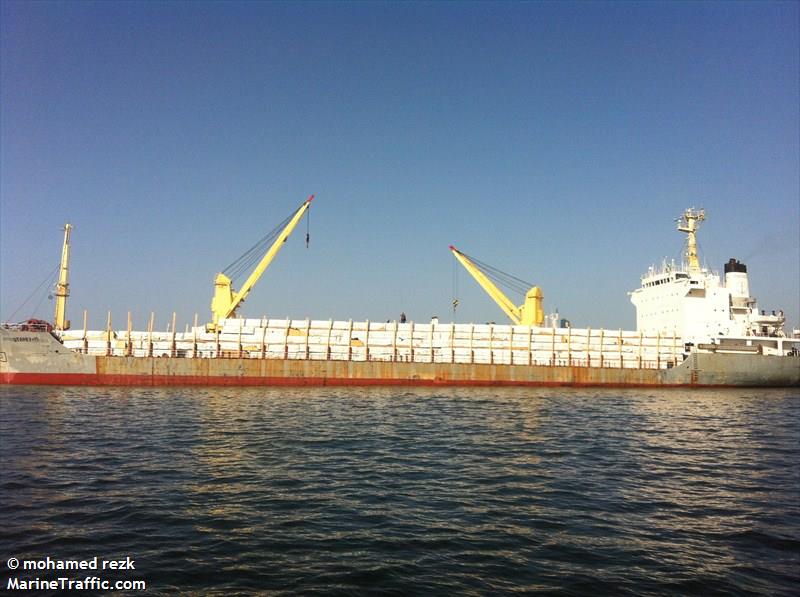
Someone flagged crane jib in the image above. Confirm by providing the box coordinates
[210,196,314,328]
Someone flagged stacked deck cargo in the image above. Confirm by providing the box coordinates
[59,318,682,370]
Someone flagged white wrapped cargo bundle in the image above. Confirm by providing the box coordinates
[61,319,681,368]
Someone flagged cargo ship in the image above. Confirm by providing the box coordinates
[2,200,798,387]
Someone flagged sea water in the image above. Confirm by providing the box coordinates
[1,386,798,595]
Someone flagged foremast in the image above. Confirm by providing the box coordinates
[54,223,73,331]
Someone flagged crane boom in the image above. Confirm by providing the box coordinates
[449,245,544,326]
[210,195,314,327]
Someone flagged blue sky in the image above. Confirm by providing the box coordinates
[2,1,798,332]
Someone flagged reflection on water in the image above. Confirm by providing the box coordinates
[1,386,798,595]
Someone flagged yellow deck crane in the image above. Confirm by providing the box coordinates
[449,245,544,326]
[210,195,313,329]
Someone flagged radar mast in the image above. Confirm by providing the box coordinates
[677,208,705,273]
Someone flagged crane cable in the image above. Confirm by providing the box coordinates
[452,257,459,318]
[223,202,313,284]
[7,263,60,322]
[221,212,295,283]
[458,250,534,297]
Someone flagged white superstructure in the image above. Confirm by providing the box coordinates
[630,208,789,354]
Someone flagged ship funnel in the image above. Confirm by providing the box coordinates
[724,258,749,299]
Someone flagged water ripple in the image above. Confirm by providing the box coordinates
[1,386,798,595]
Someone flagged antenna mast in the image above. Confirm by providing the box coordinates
[677,208,705,273]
